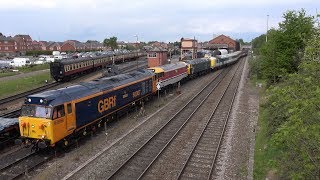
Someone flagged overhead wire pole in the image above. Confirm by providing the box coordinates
[134,35,139,70]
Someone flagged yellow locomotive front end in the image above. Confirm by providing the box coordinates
[19,105,54,148]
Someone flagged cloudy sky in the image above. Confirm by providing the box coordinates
[0,0,319,43]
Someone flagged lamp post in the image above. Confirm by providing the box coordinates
[266,14,269,42]
[134,35,139,69]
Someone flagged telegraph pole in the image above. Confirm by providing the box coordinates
[134,35,139,70]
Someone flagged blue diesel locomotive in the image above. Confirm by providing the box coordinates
[18,69,156,148]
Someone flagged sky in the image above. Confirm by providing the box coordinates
[0,0,319,43]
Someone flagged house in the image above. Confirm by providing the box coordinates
[32,41,42,51]
[85,40,104,51]
[13,35,33,54]
[47,42,63,51]
[0,34,16,56]
[61,40,87,52]
[39,41,50,51]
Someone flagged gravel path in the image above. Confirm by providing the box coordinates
[214,57,260,179]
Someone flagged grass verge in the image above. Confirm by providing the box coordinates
[253,104,279,179]
[0,71,52,99]
[17,63,50,73]
[0,64,50,79]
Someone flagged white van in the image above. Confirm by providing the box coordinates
[10,58,31,67]
[54,55,63,60]
[45,57,55,63]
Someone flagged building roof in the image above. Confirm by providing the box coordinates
[14,34,32,41]
[47,42,62,48]
[85,41,103,48]
[148,46,167,52]
[39,41,49,47]
[181,38,197,41]
[0,35,14,41]
[209,34,235,44]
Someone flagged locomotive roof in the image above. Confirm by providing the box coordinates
[217,51,242,59]
[184,58,209,65]
[57,54,111,64]
[56,52,137,65]
[148,62,187,73]
[26,69,154,106]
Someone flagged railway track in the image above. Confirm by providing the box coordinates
[0,82,60,106]
[0,147,53,180]
[62,61,242,179]
[104,61,243,180]
[176,59,244,179]
[137,58,245,180]
[0,109,21,118]
[61,67,229,180]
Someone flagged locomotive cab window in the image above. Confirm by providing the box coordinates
[156,72,164,78]
[21,105,52,119]
[52,105,65,119]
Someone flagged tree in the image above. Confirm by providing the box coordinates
[103,36,118,50]
[257,9,314,84]
[173,41,181,48]
[237,38,249,45]
[262,27,320,179]
[251,34,266,53]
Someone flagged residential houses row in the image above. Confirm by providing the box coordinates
[0,33,104,56]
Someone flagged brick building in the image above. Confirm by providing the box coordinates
[47,42,63,51]
[61,40,87,52]
[85,40,103,51]
[0,34,16,56]
[0,33,104,56]
[181,38,198,59]
[207,34,240,51]
[147,46,168,68]
[32,41,42,51]
[14,35,33,54]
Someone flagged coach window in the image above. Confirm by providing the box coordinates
[52,105,65,119]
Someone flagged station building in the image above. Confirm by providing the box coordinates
[207,34,240,52]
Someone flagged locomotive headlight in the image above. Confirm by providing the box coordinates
[60,71,62,74]
[28,98,31,102]
[40,99,43,103]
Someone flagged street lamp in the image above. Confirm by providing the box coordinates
[134,35,139,69]
[266,14,269,42]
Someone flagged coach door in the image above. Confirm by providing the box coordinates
[65,103,76,132]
